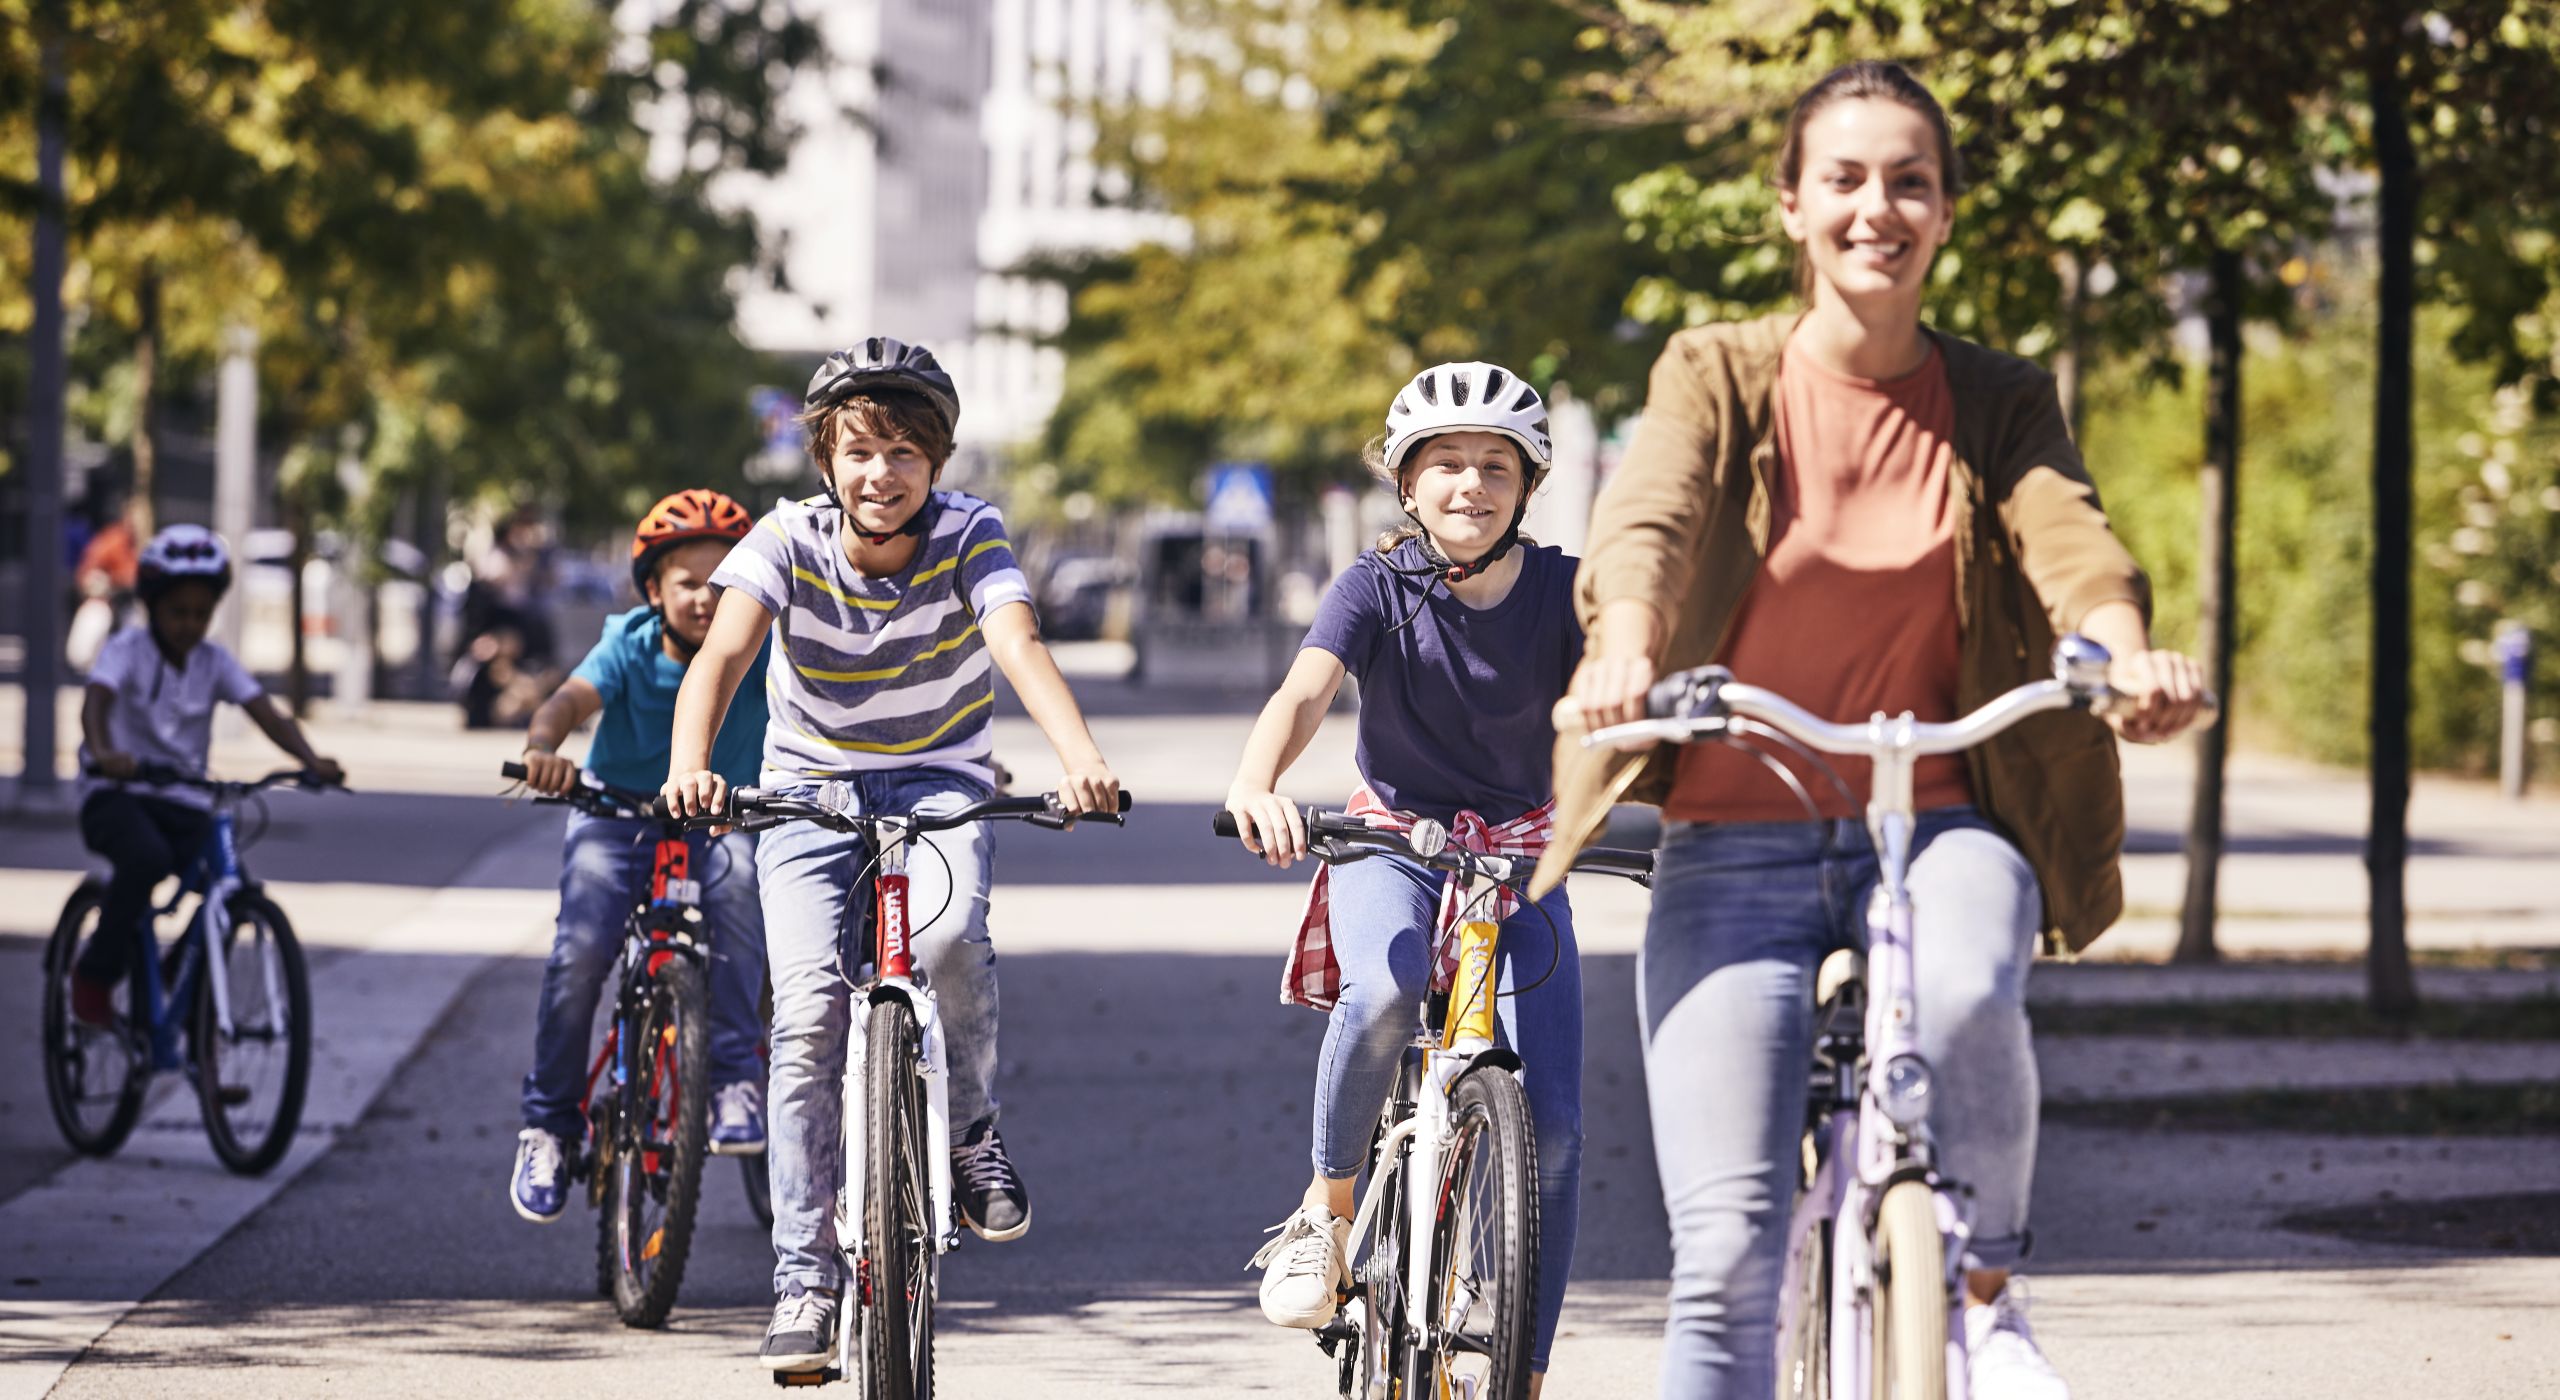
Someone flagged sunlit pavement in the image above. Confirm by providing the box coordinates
[3,685,2557,1397]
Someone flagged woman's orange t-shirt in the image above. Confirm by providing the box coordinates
[1663,338,1976,824]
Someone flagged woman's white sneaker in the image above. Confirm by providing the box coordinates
[1966,1279,2070,1400]
[1248,1204,1351,1328]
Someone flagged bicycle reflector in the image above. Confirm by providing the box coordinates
[1879,1054,1934,1130]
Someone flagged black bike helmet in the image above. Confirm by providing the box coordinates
[803,337,961,437]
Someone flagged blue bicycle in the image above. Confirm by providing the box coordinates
[42,765,335,1176]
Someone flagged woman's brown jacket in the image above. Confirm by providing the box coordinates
[1530,313,2150,953]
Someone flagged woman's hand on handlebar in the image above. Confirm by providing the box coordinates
[661,768,729,821]
[517,748,579,797]
[2105,647,2209,744]
[1225,785,1309,868]
[1565,651,1657,734]
[92,750,140,781]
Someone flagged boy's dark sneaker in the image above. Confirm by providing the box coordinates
[952,1119,1031,1242]
[761,1284,840,1371]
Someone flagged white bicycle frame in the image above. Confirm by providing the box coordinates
[830,820,958,1377]
[1593,635,2137,1400]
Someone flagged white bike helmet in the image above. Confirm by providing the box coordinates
[1379,362,1552,482]
[137,523,233,601]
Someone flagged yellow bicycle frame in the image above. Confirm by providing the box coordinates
[1440,913,1502,1052]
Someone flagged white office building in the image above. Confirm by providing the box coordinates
[668,0,1179,461]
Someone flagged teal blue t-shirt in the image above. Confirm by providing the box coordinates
[572,607,770,792]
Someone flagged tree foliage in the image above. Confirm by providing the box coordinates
[0,0,820,541]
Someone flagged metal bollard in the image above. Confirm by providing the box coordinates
[2497,621,2532,799]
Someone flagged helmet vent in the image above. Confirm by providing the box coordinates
[1451,375,1472,407]
[1416,373,1438,406]
[1512,388,1540,412]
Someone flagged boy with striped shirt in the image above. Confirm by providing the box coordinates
[661,339,1120,1372]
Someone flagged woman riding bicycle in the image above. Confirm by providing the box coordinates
[1542,62,2206,1400]
[1224,361,1587,1396]
[72,524,342,1029]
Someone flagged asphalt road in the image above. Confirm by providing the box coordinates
[2,705,2557,1397]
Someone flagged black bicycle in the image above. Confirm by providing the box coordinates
[502,760,763,1327]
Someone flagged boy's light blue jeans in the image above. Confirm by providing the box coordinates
[1640,806,2042,1400]
[758,768,997,1295]
[522,813,766,1142]
[1313,849,1583,1374]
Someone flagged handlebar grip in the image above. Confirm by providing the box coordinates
[1211,810,1240,839]
[500,761,529,781]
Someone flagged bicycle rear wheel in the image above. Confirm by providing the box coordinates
[603,957,711,1327]
[43,881,146,1157]
[862,997,934,1400]
[195,892,312,1175]
[1870,1180,1949,1400]
[1415,1067,1538,1400]
[1355,1060,1418,1400]
[1778,1196,1832,1400]
[741,1150,775,1228]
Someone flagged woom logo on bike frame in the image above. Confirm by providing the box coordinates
[875,874,914,980]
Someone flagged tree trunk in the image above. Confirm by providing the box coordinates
[130,266,161,537]
[287,497,312,719]
[19,2,70,799]
[2177,247,2245,964]
[2053,252,2090,441]
[2367,39,2419,1020]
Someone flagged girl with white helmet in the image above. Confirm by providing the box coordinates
[1223,361,1588,1396]
[70,525,343,1028]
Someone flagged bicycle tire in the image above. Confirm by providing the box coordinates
[1413,1067,1537,1400]
[196,892,313,1176]
[1870,1180,1949,1400]
[1779,1200,1832,1400]
[741,1149,775,1229]
[1357,1067,1414,1400]
[43,881,146,1157]
[863,998,934,1399]
[604,956,711,1327]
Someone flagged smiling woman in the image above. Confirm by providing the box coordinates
[1548,57,2216,1400]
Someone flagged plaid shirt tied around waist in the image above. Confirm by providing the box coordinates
[1280,787,1556,1012]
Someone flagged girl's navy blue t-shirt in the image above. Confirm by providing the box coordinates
[1301,539,1585,824]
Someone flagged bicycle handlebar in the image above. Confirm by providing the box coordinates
[1583,635,2219,760]
[95,762,343,798]
[654,785,1133,835]
[498,761,660,820]
[1211,807,1656,887]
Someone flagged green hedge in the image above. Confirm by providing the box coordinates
[2081,307,2559,775]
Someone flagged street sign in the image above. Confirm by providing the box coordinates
[1204,461,1274,534]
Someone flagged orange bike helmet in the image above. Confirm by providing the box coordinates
[631,488,754,593]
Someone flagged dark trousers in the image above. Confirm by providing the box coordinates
[77,791,213,984]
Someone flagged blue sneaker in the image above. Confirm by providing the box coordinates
[710,1081,766,1156]
[511,1127,569,1223]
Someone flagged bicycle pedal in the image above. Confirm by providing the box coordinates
[770,1367,839,1387]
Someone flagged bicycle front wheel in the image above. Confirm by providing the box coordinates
[862,997,934,1400]
[1870,1180,1949,1400]
[604,956,712,1327]
[195,892,312,1175]
[43,881,146,1157]
[1415,1067,1538,1400]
